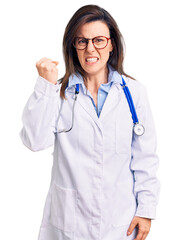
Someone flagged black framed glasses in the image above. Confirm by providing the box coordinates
[73,36,111,50]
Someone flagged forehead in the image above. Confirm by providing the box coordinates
[76,21,110,37]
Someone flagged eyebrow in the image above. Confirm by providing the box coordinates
[76,36,90,38]
[76,35,107,38]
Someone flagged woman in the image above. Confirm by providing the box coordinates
[20,4,160,240]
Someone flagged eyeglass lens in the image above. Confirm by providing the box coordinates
[74,36,108,49]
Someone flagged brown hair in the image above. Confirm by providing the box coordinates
[60,4,135,99]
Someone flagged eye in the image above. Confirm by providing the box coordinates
[94,37,105,43]
[78,38,86,44]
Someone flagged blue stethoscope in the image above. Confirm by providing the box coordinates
[57,76,145,136]
[120,76,145,136]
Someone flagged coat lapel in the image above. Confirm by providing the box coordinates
[75,90,100,124]
[65,71,124,125]
[73,83,123,124]
[65,86,100,125]
[99,83,123,121]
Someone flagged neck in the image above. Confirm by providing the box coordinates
[85,67,109,93]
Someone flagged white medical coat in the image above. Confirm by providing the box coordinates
[20,69,160,240]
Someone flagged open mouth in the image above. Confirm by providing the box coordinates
[85,57,99,63]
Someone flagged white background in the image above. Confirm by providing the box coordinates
[0,0,179,239]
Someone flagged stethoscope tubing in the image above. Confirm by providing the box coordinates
[120,76,145,136]
[122,85,136,122]
[56,76,145,136]
[123,84,139,124]
[121,77,138,124]
[56,84,79,133]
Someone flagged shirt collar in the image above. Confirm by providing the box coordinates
[66,64,123,94]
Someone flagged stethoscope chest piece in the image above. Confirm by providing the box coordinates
[134,123,145,136]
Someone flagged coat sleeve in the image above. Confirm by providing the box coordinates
[130,83,160,219]
[19,76,61,151]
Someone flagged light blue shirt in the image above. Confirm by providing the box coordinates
[66,65,120,117]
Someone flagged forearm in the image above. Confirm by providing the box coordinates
[130,84,160,219]
[20,76,61,151]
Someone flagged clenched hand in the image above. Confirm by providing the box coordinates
[36,57,59,85]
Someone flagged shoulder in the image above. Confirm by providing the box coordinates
[121,75,149,107]
[124,75,146,92]
[110,68,147,96]
[123,75,147,93]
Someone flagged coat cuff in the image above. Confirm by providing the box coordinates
[135,205,156,219]
[34,76,60,97]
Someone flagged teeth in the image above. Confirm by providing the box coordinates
[86,58,98,62]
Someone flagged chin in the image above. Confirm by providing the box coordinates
[82,63,107,76]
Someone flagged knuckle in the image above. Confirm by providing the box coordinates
[45,65,55,72]
[45,58,52,63]
[39,62,45,67]
[42,57,48,61]
[36,58,57,73]
[139,228,145,233]
[38,63,45,71]
[44,65,50,71]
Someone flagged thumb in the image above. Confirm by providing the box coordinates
[127,217,138,236]
[52,60,59,65]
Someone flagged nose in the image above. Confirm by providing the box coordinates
[86,39,96,52]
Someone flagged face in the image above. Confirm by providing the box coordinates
[74,21,113,77]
